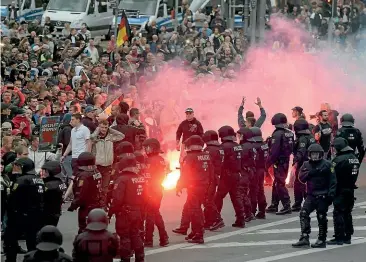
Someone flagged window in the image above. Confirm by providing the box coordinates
[88,0,95,14]
[97,0,107,13]
[23,0,31,10]
[157,4,164,18]
[35,0,44,8]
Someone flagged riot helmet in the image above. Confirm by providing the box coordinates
[218,125,236,142]
[36,225,63,251]
[332,137,353,154]
[185,135,204,151]
[203,130,219,143]
[118,154,138,174]
[237,127,253,142]
[307,144,324,161]
[249,127,263,142]
[86,208,108,231]
[340,113,355,127]
[293,119,310,134]
[116,141,135,156]
[271,113,288,128]
[143,138,162,155]
[77,152,96,167]
[41,161,61,177]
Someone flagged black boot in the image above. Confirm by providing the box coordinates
[292,234,310,248]
[311,239,326,248]
[172,227,188,235]
[187,234,204,244]
[120,259,131,262]
[266,204,278,213]
[344,235,351,244]
[276,205,292,215]
[159,237,169,247]
[185,232,194,241]
[144,240,153,247]
[209,219,225,231]
[291,203,302,212]
[245,213,256,222]
[232,219,245,228]
[255,211,266,219]
[327,238,343,245]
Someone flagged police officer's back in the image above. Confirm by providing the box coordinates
[73,209,119,262]
[336,114,365,163]
[41,161,67,226]
[23,225,72,262]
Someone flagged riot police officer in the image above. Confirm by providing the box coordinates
[142,138,169,247]
[41,161,67,226]
[291,119,316,212]
[292,144,337,248]
[202,130,225,231]
[68,152,103,234]
[215,126,245,228]
[335,114,365,163]
[237,127,256,222]
[266,113,294,215]
[4,158,45,262]
[23,225,72,262]
[328,138,360,245]
[108,155,146,262]
[72,208,119,262]
[249,127,269,219]
[176,135,213,244]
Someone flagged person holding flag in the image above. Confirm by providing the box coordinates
[117,10,132,48]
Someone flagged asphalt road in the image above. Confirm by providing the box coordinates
[4,162,366,262]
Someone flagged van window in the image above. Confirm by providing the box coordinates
[23,0,31,9]
[88,0,95,14]
[35,0,44,8]
[97,0,107,13]
[157,4,164,18]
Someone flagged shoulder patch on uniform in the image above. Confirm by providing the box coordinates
[113,183,118,190]
[272,139,276,144]
[330,166,335,173]
[12,183,18,191]
[78,180,84,187]
[300,143,306,147]
[336,131,341,136]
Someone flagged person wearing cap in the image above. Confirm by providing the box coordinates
[176,108,204,164]
[4,158,45,262]
[1,121,13,137]
[292,106,305,120]
[72,209,119,262]
[23,225,72,261]
[238,97,267,128]
[108,155,146,262]
[81,105,98,133]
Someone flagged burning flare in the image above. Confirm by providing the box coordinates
[162,150,181,190]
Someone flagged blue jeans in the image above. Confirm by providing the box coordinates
[61,155,73,184]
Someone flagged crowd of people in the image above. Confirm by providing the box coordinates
[1,1,366,262]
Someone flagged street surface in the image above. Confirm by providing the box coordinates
[4,162,366,262]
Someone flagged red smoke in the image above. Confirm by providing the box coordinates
[141,18,366,141]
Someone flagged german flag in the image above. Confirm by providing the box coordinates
[117,10,131,47]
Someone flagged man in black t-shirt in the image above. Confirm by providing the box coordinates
[312,110,332,159]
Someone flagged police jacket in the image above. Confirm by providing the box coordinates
[251,141,269,169]
[204,143,224,183]
[23,250,72,262]
[336,126,365,163]
[220,141,242,176]
[8,174,45,214]
[145,153,167,193]
[293,132,315,166]
[240,141,256,169]
[332,149,360,192]
[70,167,102,210]
[176,118,204,144]
[109,170,146,215]
[266,128,294,168]
[72,230,119,262]
[299,159,337,197]
[177,150,213,191]
[43,176,67,215]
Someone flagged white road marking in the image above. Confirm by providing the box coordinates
[358,206,366,209]
[181,237,366,249]
[246,226,366,235]
[328,215,366,220]
[225,237,366,262]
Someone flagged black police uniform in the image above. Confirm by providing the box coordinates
[109,156,146,262]
[249,127,269,218]
[266,113,294,215]
[24,225,72,262]
[69,153,103,234]
[293,144,337,248]
[143,138,169,247]
[335,114,365,163]
[328,138,360,245]
[292,119,316,211]
[73,209,119,262]
[4,158,45,262]
[177,135,214,243]
[214,126,245,227]
[134,151,148,237]
[42,161,67,226]
[202,130,224,230]
[237,127,257,221]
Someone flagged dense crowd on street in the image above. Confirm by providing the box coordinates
[1,1,366,262]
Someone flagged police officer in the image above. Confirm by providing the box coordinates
[328,138,360,245]
[202,130,225,231]
[215,126,245,228]
[108,155,146,262]
[41,161,67,226]
[4,158,45,262]
[335,114,365,163]
[249,127,268,219]
[291,119,316,212]
[72,208,119,262]
[23,225,72,262]
[176,135,213,244]
[68,152,103,234]
[292,144,337,248]
[266,113,294,215]
[142,138,169,247]
[237,127,256,222]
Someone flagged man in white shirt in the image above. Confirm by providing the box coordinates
[84,39,100,64]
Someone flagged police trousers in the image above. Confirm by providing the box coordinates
[204,181,221,226]
[239,171,252,217]
[300,195,330,241]
[187,186,206,236]
[116,209,145,261]
[214,174,244,222]
[252,167,267,214]
[333,190,355,239]
[97,165,112,206]
[293,166,306,206]
[145,190,168,242]
[272,163,291,207]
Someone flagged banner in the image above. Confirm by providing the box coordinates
[38,116,61,152]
